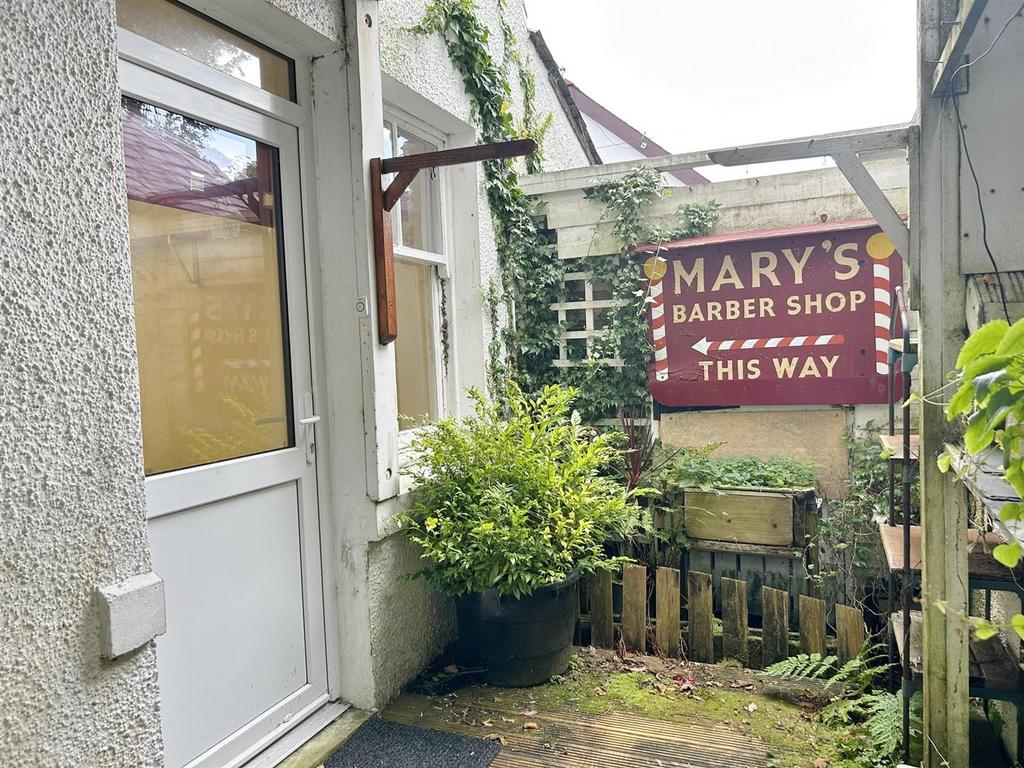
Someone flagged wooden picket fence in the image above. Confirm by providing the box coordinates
[582,565,865,668]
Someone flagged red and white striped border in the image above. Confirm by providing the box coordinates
[873,263,891,375]
[706,334,845,352]
[650,280,669,381]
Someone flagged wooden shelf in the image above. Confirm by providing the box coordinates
[887,335,919,354]
[878,433,919,461]
[892,611,1021,701]
[877,524,1024,590]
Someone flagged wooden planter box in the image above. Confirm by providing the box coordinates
[658,486,819,624]
[681,486,817,550]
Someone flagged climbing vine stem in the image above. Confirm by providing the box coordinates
[414,3,718,421]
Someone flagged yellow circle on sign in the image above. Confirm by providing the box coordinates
[643,256,667,281]
[866,232,896,261]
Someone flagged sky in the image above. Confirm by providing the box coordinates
[523,0,917,179]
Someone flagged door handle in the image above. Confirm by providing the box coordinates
[301,393,319,464]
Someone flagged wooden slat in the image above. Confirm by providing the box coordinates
[835,604,865,664]
[655,567,681,658]
[589,569,614,649]
[687,571,714,663]
[380,138,535,174]
[762,587,790,666]
[798,595,826,656]
[684,490,796,547]
[707,123,911,166]
[721,577,748,665]
[621,563,647,653]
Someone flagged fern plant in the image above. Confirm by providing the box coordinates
[763,652,838,680]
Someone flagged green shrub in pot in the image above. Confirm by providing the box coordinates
[399,383,645,685]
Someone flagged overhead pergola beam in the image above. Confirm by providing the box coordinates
[931,0,989,96]
[706,123,911,166]
[832,152,911,259]
[709,124,912,259]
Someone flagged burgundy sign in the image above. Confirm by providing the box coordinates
[642,221,903,407]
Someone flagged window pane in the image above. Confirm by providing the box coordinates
[394,260,438,430]
[122,97,292,475]
[117,0,295,101]
[395,127,440,251]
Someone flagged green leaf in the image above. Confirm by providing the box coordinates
[964,409,996,453]
[946,380,974,419]
[1012,614,1024,641]
[956,319,1009,368]
[994,316,1024,355]
[936,453,953,473]
[1000,503,1024,522]
[973,619,999,641]
[993,541,1023,568]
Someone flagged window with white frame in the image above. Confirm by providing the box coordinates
[382,111,449,431]
[552,264,622,367]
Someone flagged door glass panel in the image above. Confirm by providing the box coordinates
[122,97,292,475]
[394,260,438,430]
[117,0,295,101]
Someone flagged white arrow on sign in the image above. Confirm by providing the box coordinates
[690,334,845,356]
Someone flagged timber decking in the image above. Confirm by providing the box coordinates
[382,687,794,768]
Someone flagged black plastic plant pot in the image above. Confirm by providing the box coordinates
[456,572,580,687]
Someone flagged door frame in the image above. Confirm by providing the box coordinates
[116,23,344,763]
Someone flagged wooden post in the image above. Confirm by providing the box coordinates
[656,567,681,657]
[589,569,614,649]
[798,595,827,657]
[762,586,789,666]
[621,563,647,653]
[835,604,866,664]
[687,571,714,663]
[721,577,748,665]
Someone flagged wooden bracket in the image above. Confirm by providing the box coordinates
[370,138,536,344]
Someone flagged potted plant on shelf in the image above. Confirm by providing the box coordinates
[400,383,645,687]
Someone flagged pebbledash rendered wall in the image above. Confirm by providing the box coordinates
[366,0,591,705]
[0,1,590,765]
[0,1,163,766]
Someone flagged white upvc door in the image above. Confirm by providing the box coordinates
[119,60,328,768]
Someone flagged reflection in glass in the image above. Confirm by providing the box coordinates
[394,260,438,430]
[122,97,292,475]
[117,0,295,101]
[395,128,440,251]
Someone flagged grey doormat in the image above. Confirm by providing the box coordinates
[324,715,500,768]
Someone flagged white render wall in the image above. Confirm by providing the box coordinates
[0,1,163,766]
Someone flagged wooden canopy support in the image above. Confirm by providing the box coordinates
[371,138,536,344]
[707,124,913,262]
[932,0,989,96]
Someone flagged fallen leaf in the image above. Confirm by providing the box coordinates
[746,703,757,713]
[520,709,538,716]
[729,679,754,689]
[674,674,696,692]
[443,664,459,675]
[813,759,829,768]
[524,722,539,730]
[481,719,494,727]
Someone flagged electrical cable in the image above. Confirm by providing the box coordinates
[949,90,1011,322]
[945,1,1024,88]
[941,1,1023,323]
